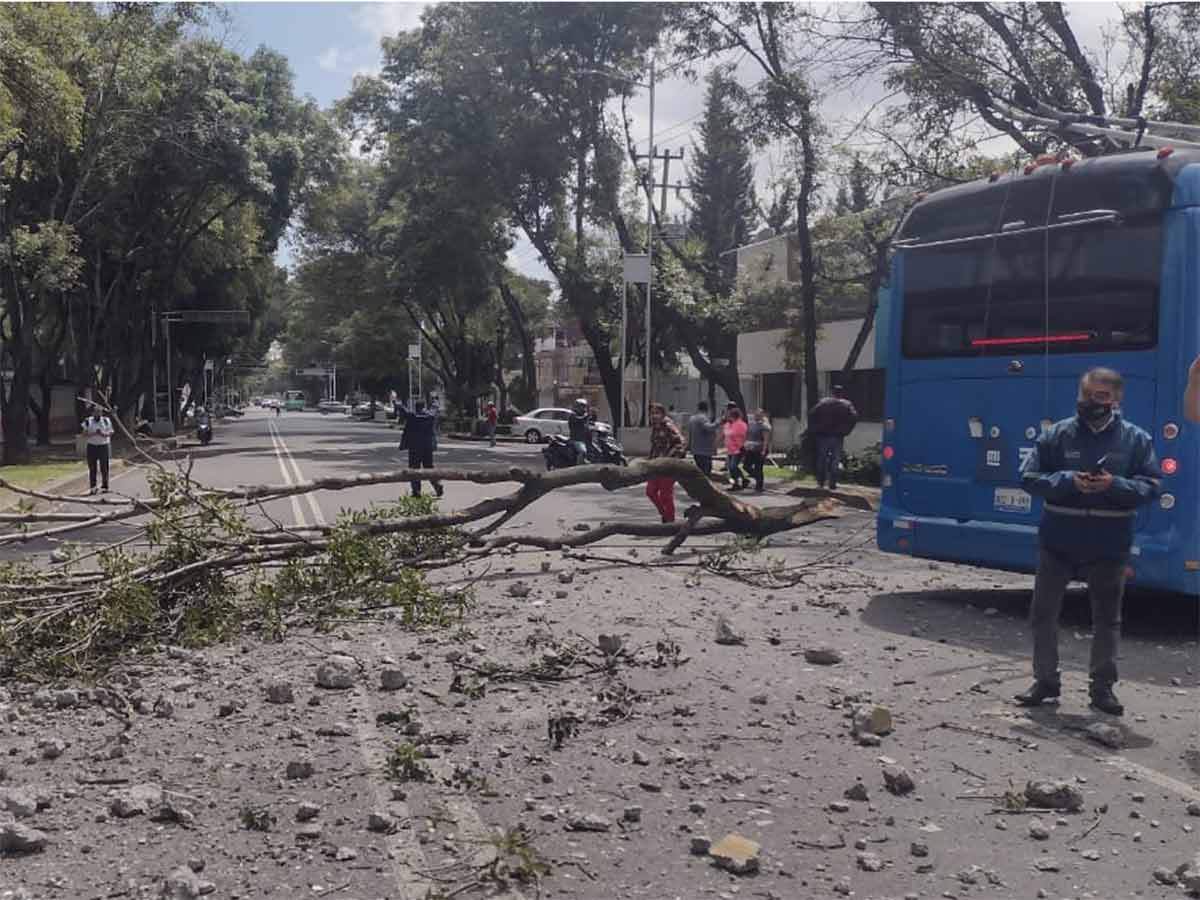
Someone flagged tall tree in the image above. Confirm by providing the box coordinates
[687,69,757,298]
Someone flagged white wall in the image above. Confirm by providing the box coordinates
[736,318,880,454]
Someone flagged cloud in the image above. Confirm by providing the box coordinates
[317,47,342,72]
[350,3,428,43]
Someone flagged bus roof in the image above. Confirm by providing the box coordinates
[899,147,1200,245]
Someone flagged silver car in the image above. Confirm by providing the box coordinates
[514,407,611,444]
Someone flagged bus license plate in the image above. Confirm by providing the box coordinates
[994,487,1031,513]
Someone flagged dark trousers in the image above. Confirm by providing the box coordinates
[1030,548,1126,691]
[86,443,110,490]
[408,447,442,497]
[815,435,843,488]
[692,453,713,476]
[743,449,766,491]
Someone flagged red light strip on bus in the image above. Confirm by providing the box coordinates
[969,333,1092,347]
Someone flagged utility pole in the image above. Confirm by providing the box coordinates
[657,147,685,220]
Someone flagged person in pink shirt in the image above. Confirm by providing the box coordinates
[722,405,749,490]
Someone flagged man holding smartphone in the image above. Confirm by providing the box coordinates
[1015,367,1161,716]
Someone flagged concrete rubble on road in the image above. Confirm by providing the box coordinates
[708,832,760,875]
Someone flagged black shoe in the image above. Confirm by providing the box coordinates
[1014,682,1061,706]
[434,484,444,498]
[1089,687,1124,717]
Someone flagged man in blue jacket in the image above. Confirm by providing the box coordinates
[1016,367,1161,716]
[397,399,443,499]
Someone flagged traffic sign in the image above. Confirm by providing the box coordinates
[295,367,333,376]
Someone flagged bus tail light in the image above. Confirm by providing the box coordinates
[1163,422,1179,439]
[882,445,895,460]
[1157,147,1174,160]
[1162,458,1178,475]
[1160,493,1175,510]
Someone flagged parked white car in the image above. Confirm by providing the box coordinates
[514,407,611,444]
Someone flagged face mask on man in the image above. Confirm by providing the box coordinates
[1077,399,1113,424]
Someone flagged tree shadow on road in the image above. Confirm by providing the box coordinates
[862,587,1198,688]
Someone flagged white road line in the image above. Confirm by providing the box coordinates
[267,421,307,528]
[280,434,326,526]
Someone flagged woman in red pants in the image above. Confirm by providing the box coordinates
[646,402,686,523]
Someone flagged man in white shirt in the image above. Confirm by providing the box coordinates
[81,406,114,493]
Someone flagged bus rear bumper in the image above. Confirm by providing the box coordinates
[876,506,1199,596]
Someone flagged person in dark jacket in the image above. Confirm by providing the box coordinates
[1015,367,1161,716]
[398,399,443,498]
[567,398,594,464]
[686,400,718,476]
[807,385,858,489]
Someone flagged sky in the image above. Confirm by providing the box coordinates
[220,2,1128,281]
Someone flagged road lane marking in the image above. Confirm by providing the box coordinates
[267,420,307,528]
[275,428,326,526]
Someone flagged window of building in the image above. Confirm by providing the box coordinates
[761,372,799,419]
[829,368,885,422]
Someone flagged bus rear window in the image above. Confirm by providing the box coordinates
[902,218,1162,358]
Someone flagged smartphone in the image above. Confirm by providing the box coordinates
[1089,454,1109,475]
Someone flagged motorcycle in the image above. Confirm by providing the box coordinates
[542,432,627,469]
[196,411,213,446]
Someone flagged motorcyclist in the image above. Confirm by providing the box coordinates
[567,398,594,464]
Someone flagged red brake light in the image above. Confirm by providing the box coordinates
[1162,457,1178,475]
[1157,147,1174,160]
[882,445,895,460]
[970,333,1091,347]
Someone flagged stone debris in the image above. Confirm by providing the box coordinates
[110,783,164,818]
[708,832,761,875]
[803,646,843,666]
[296,801,321,822]
[1025,780,1083,812]
[1188,800,1200,817]
[0,819,48,854]
[367,812,395,833]
[0,789,37,819]
[1080,849,1101,861]
[285,760,315,780]
[714,616,745,646]
[623,805,642,823]
[631,749,650,766]
[910,841,929,858]
[557,571,575,584]
[857,851,885,872]
[380,669,408,691]
[566,813,611,832]
[507,582,532,598]
[1176,853,1200,895]
[844,782,870,802]
[315,656,357,690]
[335,846,357,861]
[1028,818,1050,840]
[883,765,915,796]
[690,835,712,855]
[1153,866,1179,886]
[597,633,623,656]
[1034,857,1061,872]
[316,722,353,737]
[153,696,175,719]
[852,705,893,737]
[1086,722,1124,749]
[160,866,211,899]
[266,681,295,704]
[37,737,66,760]
[53,689,80,709]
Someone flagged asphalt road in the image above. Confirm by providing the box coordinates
[2,408,1199,900]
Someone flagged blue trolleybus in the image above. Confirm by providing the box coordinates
[877,148,1200,595]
